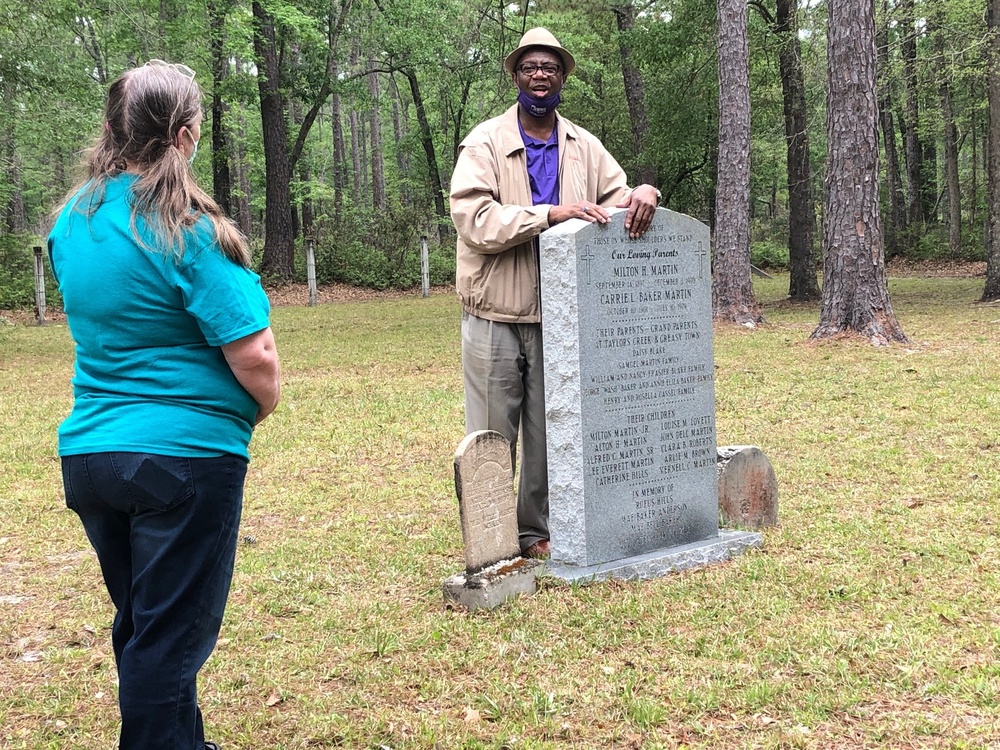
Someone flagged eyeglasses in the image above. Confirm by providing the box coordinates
[144,59,196,80]
[517,63,562,77]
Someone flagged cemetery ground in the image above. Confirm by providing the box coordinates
[1,271,999,750]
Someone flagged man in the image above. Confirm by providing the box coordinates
[450,27,660,559]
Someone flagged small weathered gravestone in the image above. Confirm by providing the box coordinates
[540,208,762,581]
[453,430,519,572]
[716,445,778,529]
[443,431,542,610]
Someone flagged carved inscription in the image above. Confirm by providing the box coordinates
[454,431,520,573]
[577,223,718,558]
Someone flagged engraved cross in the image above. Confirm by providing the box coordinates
[697,241,708,279]
[580,245,596,285]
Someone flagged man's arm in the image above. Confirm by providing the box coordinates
[450,145,549,254]
[222,327,281,425]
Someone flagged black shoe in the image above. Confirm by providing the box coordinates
[205,744,220,750]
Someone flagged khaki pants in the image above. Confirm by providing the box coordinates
[461,311,548,550]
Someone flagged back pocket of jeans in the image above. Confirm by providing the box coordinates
[109,453,195,513]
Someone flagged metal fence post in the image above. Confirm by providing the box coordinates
[33,246,47,325]
[306,238,317,307]
[420,236,429,298]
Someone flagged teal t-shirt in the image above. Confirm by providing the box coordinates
[48,174,271,460]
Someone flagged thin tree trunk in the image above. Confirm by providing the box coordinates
[4,136,26,234]
[922,142,938,222]
[349,44,363,199]
[932,19,961,256]
[404,67,449,242]
[776,0,819,300]
[390,75,409,204]
[901,0,923,230]
[300,160,314,239]
[713,0,763,325]
[812,0,907,344]
[613,2,655,185]
[208,0,233,216]
[451,78,471,164]
[158,0,170,54]
[982,0,1000,300]
[252,0,295,279]
[332,74,346,213]
[289,99,302,241]
[349,107,362,197]
[877,0,906,259]
[53,148,67,194]
[369,70,387,211]
[970,86,979,235]
[230,76,253,240]
[77,5,107,85]
[359,116,369,198]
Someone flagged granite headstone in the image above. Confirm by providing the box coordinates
[540,208,761,581]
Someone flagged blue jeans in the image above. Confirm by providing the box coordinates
[61,452,247,750]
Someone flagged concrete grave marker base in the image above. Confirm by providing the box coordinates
[544,529,761,583]
[443,557,544,611]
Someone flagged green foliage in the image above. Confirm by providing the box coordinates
[312,204,454,289]
[0,235,61,309]
[0,0,994,287]
[750,239,789,270]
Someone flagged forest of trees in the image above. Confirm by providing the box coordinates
[1,0,999,319]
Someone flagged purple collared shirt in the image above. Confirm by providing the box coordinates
[518,119,559,207]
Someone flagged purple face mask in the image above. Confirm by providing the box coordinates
[517,89,561,118]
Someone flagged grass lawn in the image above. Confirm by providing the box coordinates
[1,273,999,749]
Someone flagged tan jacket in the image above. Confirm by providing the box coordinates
[451,104,632,323]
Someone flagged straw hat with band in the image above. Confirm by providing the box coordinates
[503,27,576,78]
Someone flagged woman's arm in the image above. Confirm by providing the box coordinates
[221,327,281,424]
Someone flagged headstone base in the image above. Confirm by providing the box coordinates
[544,529,762,582]
[442,557,544,611]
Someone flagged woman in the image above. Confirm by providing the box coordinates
[48,60,280,750]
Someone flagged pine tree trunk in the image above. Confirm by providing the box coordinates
[812,0,908,344]
[982,0,1000,301]
[713,0,763,326]
[776,0,819,301]
[252,0,295,279]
